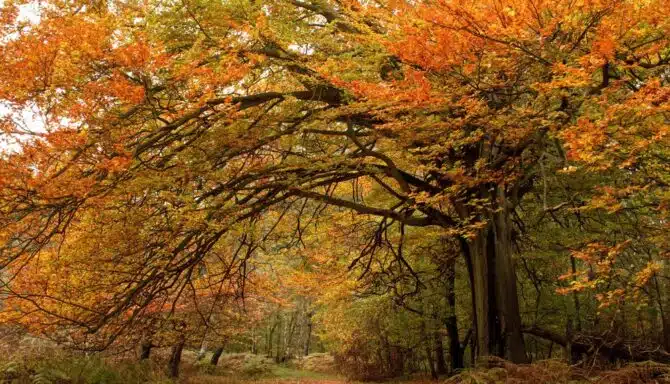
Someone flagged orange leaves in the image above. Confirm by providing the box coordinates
[592,37,616,61]
[333,69,435,106]
[0,14,112,104]
[561,117,610,166]
[112,39,154,70]
[97,155,132,173]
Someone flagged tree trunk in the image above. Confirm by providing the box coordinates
[421,321,437,379]
[434,331,448,375]
[139,340,152,360]
[284,311,297,361]
[267,321,276,357]
[570,255,582,332]
[425,343,438,379]
[275,314,283,363]
[651,265,670,351]
[210,347,224,366]
[168,339,185,378]
[459,188,527,364]
[445,259,462,372]
[491,188,528,363]
[661,314,670,352]
[304,312,313,356]
[196,340,207,361]
[251,327,257,354]
[465,231,501,361]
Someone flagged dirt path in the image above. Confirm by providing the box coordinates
[184,376,352,384]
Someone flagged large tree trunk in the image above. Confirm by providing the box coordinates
[491,188,528,363]
[661,313,670,352]
[459,188,527,364]
[466,231,500,361]
[168,339,185,378]
[210,347,224,366]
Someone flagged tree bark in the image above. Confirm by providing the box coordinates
[168,339,185,378]
[491,188,528,363]
[466,234,492,360]
[210,347,224,366]
[459,188,527,364]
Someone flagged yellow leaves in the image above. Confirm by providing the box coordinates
[633,261,662,288]
[581,185,645,213]
[595,288,625,309]
[503,6,516,17]
[557,241,636,302]
[560,117,615,168]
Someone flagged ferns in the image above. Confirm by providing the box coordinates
[30,367,68,384]
[0,357,160,384]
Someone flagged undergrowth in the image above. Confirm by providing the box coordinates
[446,357,670,384]
[0,357,171,384]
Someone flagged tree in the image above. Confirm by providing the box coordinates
[0,0,668,369]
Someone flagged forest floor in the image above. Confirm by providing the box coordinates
[180,353,670,384]
[2,337,669,384]
[180,352,433,384]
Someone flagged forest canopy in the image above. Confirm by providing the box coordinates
[0,0,668,380]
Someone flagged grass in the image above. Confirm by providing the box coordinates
[185,365,351,384]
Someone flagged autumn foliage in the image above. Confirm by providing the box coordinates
[0,0,668,379]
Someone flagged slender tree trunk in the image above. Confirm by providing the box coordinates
[275,314,283,363]
[569,256,583,331]
[425,343,438,379]
[434,331,448,375]
[210,347,224,366]
[284,312,297,361]
[139,340,152,361]
[196,340,207,361]
[446,261,463,371]
[304,312,313,356]
[651,265,670,350]
[251,327,257,354]
[267,321,276,357]
[168,339,185,378]
[421,322,437,379]
[486,228,505,358]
